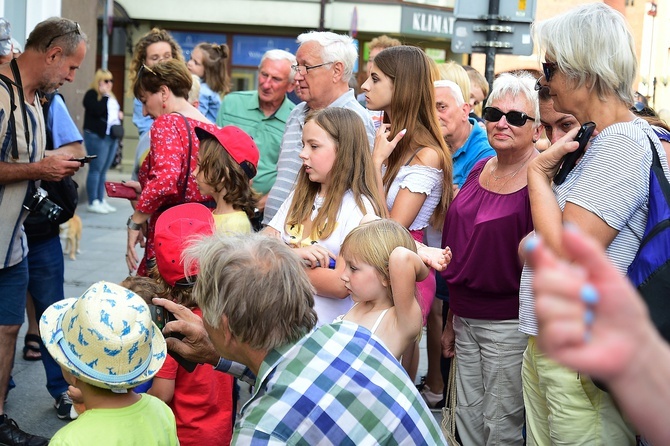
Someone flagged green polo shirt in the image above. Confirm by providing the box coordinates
[217,91,295,195]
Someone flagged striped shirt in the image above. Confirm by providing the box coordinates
[519,118,668,335]
[262,89,375,224]
[0,81,45,268]
[233,321,445,444]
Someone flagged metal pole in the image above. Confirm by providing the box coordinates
[484,0,500,91]
[101,0,110,70]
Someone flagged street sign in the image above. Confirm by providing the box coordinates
[451,19,533,55]
[454,0,536,23]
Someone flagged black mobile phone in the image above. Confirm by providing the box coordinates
[148,304,198,372]
[149,304,174,330]
[553,122,596,185]
[73,155,98,164]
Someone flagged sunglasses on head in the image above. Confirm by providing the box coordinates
[483,106,535,127]
[46,21,81,49]
[138,64,159,78]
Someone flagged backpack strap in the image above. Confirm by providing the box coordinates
[648,135,670,207]
[0,72,19,160]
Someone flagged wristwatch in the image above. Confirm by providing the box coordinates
[127,217,142,231]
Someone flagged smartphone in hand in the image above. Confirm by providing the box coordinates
[553,122,596,185]
[72,155,97,164]
[148,304,198,372]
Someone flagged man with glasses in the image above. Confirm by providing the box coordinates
[217,49,297,230]
[0,17,86,445]
[262,31,375,225]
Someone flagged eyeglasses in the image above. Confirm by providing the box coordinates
[483,106,535,127]
[103,79,113,84]
[46,21,81,48]
[290,62,333,76]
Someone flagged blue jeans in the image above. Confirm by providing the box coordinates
[0,256,28,325]
[84,130,118,204]
[27,236,68,399]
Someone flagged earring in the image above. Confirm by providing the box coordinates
[162,102,166,109]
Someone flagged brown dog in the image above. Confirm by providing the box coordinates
[60,214,82,260]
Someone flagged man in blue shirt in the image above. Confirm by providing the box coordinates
[434,79,495,192]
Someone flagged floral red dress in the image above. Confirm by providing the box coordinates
[136,113,215,275]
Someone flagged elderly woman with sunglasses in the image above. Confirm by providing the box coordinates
[125,59,218,276]
[440,71,540,445]
[519,4,668,445]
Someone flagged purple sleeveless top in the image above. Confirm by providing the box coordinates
[441,157,533,320]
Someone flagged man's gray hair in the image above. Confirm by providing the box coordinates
[260,49,297,83]
[297,31,357,83]
[185,233,317,352]
[25,17,87,55]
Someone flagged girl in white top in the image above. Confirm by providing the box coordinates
[338,218,451,359]
[265,108,387,326]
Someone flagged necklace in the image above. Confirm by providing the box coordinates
[486,151,534,193]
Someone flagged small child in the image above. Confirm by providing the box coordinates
[338,218,443,359]
[186,42,230,123]
[39,281,178,445]
[148,202,235,446]
[193,125,259,233]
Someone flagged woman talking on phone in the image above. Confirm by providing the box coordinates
[82,69,123,214]
[520,3,667,444]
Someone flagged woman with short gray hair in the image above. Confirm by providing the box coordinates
[523,3,667,444]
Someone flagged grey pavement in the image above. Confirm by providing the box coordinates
[9,168,434,440]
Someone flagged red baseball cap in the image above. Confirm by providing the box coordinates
[154,203,215,287]
[195,125,260,179]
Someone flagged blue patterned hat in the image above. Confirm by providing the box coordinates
[39,281,167,390]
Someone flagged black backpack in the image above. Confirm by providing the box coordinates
[23,92,79,240]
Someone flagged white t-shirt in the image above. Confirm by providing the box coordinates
[519,118,668,336]
[269,190,375,326]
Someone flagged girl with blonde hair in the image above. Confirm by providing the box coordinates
[82,69,123,214]
[264,107,386,325]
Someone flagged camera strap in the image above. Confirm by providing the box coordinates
[0,59,32,161]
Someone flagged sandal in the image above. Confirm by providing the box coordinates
[22,334,42,361]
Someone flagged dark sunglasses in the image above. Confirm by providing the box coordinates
[542,62,558,82]
[534,62,559,91]
[483,106,535,127]
[46,21,81,48]
[103,79,113,84]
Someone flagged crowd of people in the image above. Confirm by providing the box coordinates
[1,2,669,445]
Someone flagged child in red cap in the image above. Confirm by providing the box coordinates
[147,203,235,446]
[193,125,259,233]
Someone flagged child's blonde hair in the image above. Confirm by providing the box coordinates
[197,138,258,219]
[286,108,387,240]
[340,219,416,300]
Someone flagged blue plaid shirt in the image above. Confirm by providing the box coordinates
[233,321,445,445]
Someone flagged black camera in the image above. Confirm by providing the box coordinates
[23,187,62,223]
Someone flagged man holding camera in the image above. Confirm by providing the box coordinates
[0,17,86,445]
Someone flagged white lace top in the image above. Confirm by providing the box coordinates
[385,164,443,230]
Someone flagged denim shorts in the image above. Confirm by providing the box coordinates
[0,256,29,325]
